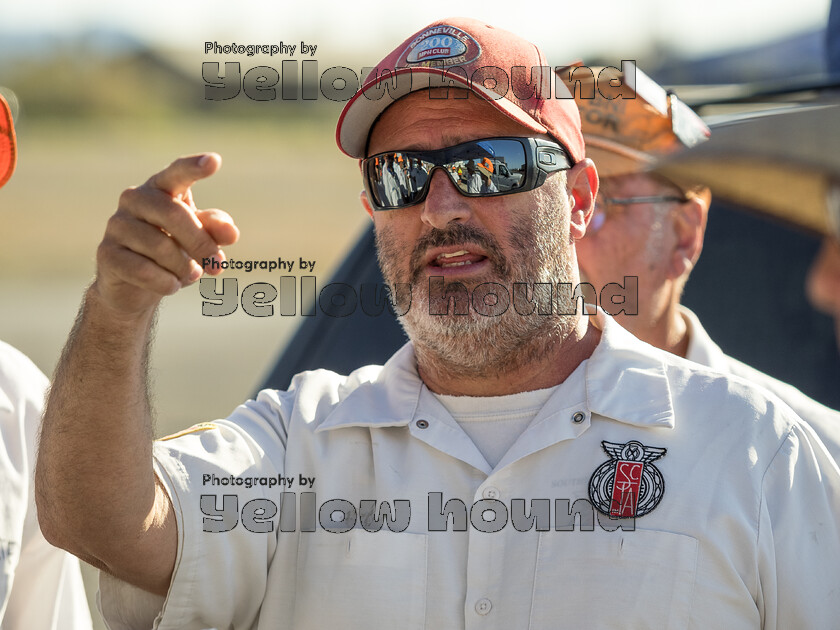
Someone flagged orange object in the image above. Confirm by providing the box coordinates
[563,62,709,177]
[0,93,15,188]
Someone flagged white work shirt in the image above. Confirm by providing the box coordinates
[682,306,840,462]
[99,310,840,630]
[0,341,92,629]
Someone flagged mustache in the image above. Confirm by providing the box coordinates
[408,223,509,283]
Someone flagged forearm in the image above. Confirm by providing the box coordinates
[35,153,235,596]
[35,283,175,593]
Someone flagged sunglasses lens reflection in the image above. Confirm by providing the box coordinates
[366,139,529,209]
[443,139,526,196]
[366,154,431,208]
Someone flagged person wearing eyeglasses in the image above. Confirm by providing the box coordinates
[0,94,92,629]
[572,64,840,462]
[36,18,840,630]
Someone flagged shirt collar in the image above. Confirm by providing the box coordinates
[681,305,731,372]
[316,343,421,432]
[585,308,675,429]
[317,308,675,432]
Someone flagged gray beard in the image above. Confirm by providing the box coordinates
[374,180,580,379]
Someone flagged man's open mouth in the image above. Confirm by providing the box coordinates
[432,250,488,268]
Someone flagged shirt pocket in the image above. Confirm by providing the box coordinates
[529,528,698,629]
[292,528,428,630]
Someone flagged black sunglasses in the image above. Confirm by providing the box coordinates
[363,137,573,211]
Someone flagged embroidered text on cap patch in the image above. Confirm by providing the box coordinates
[398,25,481,68]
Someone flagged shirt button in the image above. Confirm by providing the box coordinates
[475,598,492,615]
[415,419,429,429]
[572,411,586,424]
[482,487,500,499]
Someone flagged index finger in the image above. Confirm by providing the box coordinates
[145,153,222,199]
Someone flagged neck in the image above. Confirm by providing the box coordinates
[617,299,689,358]
[416,314,601,396]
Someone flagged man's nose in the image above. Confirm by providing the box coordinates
[420,169,473,229]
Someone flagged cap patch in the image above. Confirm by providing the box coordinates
[398,25,481,68]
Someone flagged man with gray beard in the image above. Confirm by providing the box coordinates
[374,174,577,381]
[36,17,840,630]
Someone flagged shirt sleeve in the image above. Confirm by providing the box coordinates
[756,418,840,629]
[0,379,24,620]
[98,388,292,630]
[0,342,93,630]
[4,515,93,630]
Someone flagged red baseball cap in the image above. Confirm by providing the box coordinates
[0,93,15,188]
[336,17,584,162]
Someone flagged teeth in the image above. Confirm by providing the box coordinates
[438,250,469,259]
[439,260,474,268]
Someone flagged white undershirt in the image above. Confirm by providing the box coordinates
[429,359,590,469]
[429,387,556,469]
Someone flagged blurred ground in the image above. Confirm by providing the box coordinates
[0,116,368,626]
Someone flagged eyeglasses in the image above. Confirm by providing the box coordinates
[600,195,687,207]
[362,137,572,211]
[590,194,687,232]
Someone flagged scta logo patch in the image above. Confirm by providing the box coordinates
[398,25,481,67]
[588,440,667,518]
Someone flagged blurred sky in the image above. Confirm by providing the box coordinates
[3,0,832,61]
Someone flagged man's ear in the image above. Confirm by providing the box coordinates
[566,159,598,240]
[359,190,374,219]
[669,195,708,279]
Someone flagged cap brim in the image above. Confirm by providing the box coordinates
[656,101,840,236]
[659,158,831,236]
[336,67,549,158]
[584,137,657,178]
